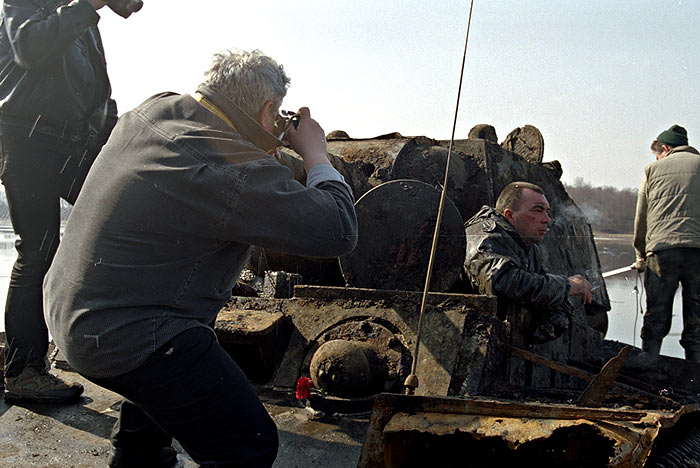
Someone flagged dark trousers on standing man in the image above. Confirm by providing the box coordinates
[642,247,700,357]
[88,326,279,468]
[0,121,93,378]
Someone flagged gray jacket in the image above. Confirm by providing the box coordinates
[634,145,700,259]
[44,86,358,378]
[463,206,570,314]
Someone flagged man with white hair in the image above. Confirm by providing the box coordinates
[43,49,358,468]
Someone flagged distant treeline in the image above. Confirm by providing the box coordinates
[564,178,638,234]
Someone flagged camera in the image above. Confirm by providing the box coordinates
[274,110,300,143]
[107,0,143,18]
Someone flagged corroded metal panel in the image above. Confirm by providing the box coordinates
[223,286,502,397]
[358,393,698,468]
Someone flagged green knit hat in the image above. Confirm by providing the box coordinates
[657,124,688,146]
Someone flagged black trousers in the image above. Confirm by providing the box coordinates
[88,327,279,468]
[0,124,94,377]
[642,247,700,352]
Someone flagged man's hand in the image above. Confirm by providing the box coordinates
[286,107,331,173]
[632,258,646,272]
[568,274,593,304]
[86,0,109,10]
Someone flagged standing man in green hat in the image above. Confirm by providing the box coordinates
[633,125,700,362]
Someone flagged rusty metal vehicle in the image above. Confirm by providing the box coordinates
[216,125,700,468]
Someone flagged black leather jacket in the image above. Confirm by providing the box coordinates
[0,0,116,138]
[463,206,570,312]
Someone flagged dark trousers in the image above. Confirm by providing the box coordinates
[0,125,93,377]
[88,327,279,468]
[642,247,700,352]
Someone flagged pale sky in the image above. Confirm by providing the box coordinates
[98,0,699,190]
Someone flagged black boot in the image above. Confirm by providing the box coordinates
[108,446,178,468]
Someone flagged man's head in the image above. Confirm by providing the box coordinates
[496,182,551,245]
[202,49,290,133]
[651,124,688,160]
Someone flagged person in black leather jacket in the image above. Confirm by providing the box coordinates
[463,181,593,343]
[0,0,118,404]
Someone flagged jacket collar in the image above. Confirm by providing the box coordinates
[467,205,530,249]
[195,84,282,154]
[667,145,700,157]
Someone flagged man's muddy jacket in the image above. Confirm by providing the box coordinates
[463,206,570,316]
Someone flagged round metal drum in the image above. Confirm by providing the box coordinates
[339,179,466,291]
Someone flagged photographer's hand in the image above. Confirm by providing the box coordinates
[286,107,331,173]
[87,0,108,10]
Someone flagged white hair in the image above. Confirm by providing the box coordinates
[202,49,290,118]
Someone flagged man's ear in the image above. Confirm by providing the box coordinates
[502,208,514,223]
[255,100,277,130]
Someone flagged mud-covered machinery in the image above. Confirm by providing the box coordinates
[215,125,700,467]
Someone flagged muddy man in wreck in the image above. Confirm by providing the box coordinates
[43,49,358,467]
[463,181,593,344]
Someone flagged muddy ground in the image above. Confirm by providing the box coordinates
[0,367,369,468]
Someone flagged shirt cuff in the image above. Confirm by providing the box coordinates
[306,164,352,192]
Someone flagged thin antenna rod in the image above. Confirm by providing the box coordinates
[404,0,476,395]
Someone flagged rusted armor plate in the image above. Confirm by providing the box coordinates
[339,179,465,292]
[390,139,483,222]
[577,345,631,407]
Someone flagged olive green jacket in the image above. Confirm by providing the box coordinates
[633,145,700,260]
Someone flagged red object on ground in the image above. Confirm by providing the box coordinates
[296,377,313,400]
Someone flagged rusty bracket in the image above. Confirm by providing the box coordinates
[577,345,631,407]
[508,344,675,408]
[508,345,592,381]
